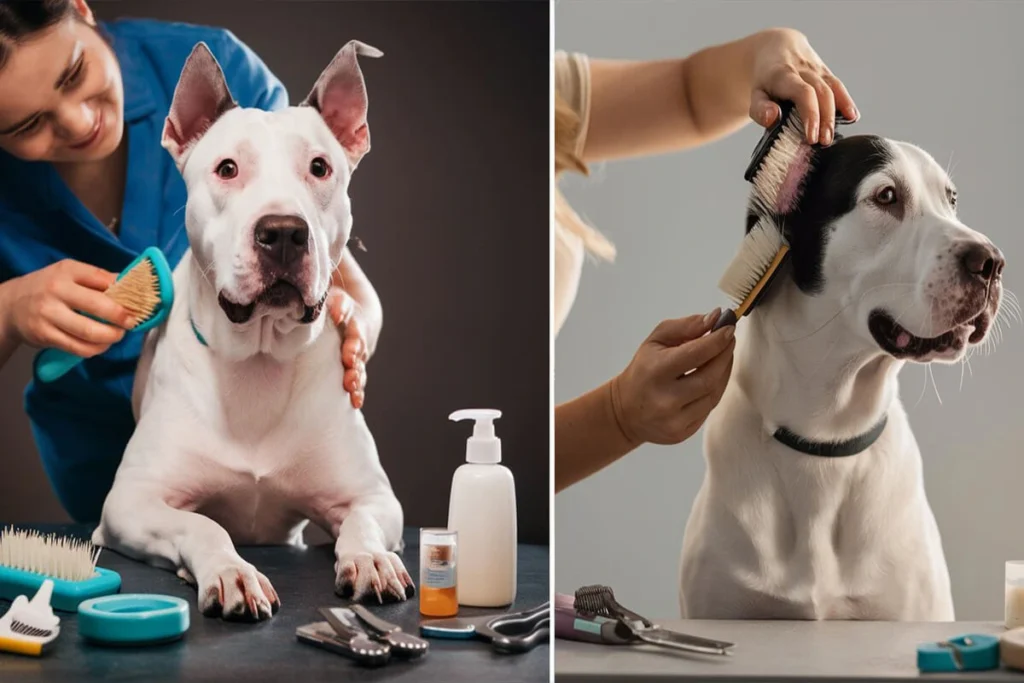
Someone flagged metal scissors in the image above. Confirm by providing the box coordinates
[419,601,550,654]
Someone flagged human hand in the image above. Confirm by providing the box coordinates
[327,286,368,409]
[610,309,735,447]
[748,28,859,146]
[0,259,134,358]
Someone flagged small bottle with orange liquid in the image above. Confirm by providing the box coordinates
[419,528,458,617]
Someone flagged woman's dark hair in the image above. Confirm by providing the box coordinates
[0,1,77,70]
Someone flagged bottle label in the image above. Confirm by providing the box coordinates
[422,544,456,589]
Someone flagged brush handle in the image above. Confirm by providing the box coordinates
[34,347,87,383]
[711,308,738,332]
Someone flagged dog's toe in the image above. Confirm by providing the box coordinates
[335,552,411,603]
[198,564,277,621]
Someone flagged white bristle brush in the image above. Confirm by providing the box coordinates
[712,101,855,331]
[0,527,121,612]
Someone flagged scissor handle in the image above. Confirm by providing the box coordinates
[477,602,551,654]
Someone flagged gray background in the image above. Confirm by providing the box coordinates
[555,0,1024,619]
[0,1,551,544]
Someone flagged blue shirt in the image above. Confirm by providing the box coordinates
[0,19,288,522]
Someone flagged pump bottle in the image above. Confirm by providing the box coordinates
[446,409,517,607]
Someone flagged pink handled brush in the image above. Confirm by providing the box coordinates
[712,101,855,331]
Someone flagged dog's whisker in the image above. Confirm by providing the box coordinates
[915,360,930,408]
[929,363,943,406]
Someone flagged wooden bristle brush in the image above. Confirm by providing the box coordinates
[35,246,175,382]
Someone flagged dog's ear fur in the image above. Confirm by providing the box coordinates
[162,42,237,166]
[302,40,382,169]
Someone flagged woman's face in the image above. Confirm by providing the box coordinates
[0,8,123,163]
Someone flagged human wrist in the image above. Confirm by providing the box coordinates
[608,373,641,451]
[0,278,18,342]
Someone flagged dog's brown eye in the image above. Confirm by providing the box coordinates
[216,159,238,179]
[310,157,331,178]
[875,186,897,205]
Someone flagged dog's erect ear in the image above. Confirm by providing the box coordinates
[161,42,237,165]
[301,40,382,168]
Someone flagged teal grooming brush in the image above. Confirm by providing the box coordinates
[35,245,174,383]
[0,527,121,613]
[917,634,1000,672]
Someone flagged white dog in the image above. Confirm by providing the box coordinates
[679,134,1005,621]
[92,41,413,621]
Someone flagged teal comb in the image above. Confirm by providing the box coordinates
[34,246,174,383]
[917,633,1000,672]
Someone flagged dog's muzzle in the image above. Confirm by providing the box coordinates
[218,286,329,325]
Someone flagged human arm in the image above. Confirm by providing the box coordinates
[578,28,859,163]
[555,310,735,493]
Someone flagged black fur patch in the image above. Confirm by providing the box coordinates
[746,135,894,295]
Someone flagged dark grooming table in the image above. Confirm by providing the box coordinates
[0,525,549,682]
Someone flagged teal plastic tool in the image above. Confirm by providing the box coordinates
[78,594,190,646]
[35,246,175,383]
[0,564,122,613]
[917,634,1000,672]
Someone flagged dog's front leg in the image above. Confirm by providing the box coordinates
[95,485,280,621]
[325,492,414,603]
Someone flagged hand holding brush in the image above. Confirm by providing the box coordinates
[0,260,136,362]
[555,311,734,491]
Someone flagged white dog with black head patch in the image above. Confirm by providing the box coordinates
[679,133,1005,620]
[92,41,413,621]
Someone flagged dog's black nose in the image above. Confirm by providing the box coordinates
[254,214,309,268]
[960,242,1005,283]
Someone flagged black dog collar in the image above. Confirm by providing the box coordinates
[772,415,888,458]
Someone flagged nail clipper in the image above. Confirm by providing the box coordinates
[565,585,734,656]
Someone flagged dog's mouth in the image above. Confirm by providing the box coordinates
[218,282,329,325]
[868,309,990,361]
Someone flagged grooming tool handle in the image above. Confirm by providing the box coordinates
[554,605,633,645]
[35,347,95,384]
[478,601,550,654]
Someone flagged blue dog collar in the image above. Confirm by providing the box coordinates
[78,594,190,646]
[189,315,208,347]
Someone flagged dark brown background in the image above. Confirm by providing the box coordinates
[0,0,550,544]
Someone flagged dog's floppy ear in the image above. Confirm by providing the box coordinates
[302,40,382,169]
[161,42,237,166]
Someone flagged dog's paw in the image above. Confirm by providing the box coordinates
[335,551,415,603]
[198,562,280,621]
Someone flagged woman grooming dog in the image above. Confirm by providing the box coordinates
[0,0,379,522]
[555,28,859,492]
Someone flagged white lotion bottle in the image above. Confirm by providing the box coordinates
[446,409,517,607]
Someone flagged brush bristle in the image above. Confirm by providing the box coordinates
[0,527,101,582]
[750,108,813,215]
[718,221,785,306]
[106,257,161,327]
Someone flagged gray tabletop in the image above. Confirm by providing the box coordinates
[0,524,549,682]
[555,619,1024,682]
